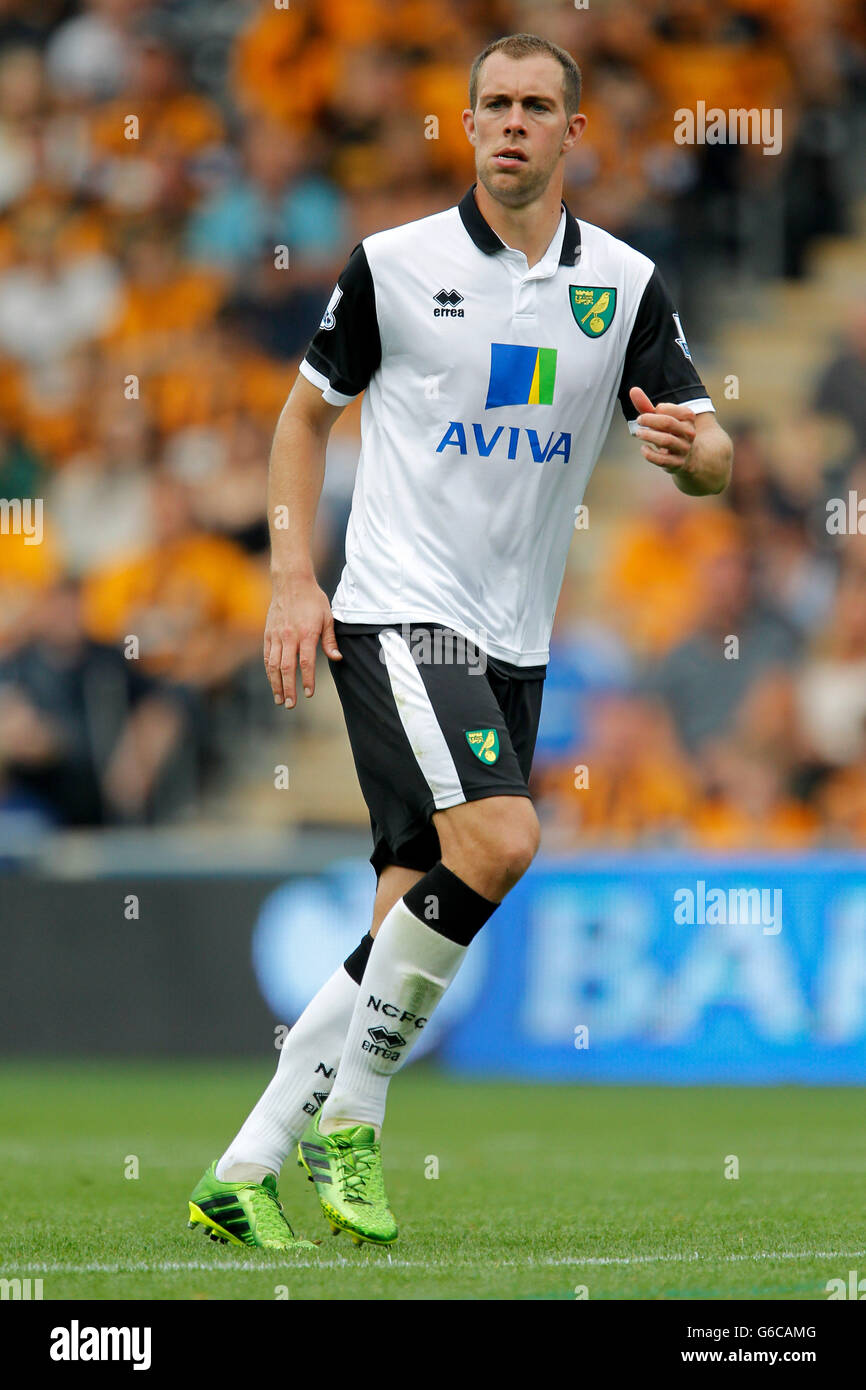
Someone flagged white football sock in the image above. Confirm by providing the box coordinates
[216,963,359,1179]
[218,1162,273,1185]
[319,898,466,1139]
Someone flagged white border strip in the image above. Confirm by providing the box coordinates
[7,1249,864,1275]
[627,396,715,434]
[298,357,356,407]
[378,628,465,810]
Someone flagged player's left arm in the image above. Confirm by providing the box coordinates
[617,266,732,497]
[629,384,732,496]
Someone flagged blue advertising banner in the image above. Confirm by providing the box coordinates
[252,854,866,1083]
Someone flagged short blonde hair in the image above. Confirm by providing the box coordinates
[469,33,582,118]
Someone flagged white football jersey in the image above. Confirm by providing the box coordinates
[300,186,714,667]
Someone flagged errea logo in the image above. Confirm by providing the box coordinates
[368,1025,406,1048]
[434,288,464,317]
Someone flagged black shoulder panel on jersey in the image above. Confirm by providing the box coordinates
[617,266,710,422]
[303,241,381,398]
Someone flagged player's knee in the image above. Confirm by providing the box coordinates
[504,829,540,884]
[489,803,541,887]
[437,797,540,897]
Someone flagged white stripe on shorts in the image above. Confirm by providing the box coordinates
[377,628,466,810]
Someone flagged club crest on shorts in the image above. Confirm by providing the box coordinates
[465,728,499,763]
[570,286,616,337]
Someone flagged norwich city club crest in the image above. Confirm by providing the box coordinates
[465,729,500,763]
[570,286,616,338]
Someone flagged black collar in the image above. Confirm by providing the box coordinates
[458,183,580,266]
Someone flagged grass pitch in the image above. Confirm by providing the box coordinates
[1,1060,863,1300]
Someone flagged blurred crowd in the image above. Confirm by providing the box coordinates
[0,0,864,841]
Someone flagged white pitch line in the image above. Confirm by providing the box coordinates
[5,1250,865,1275]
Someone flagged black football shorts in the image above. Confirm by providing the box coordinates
[327,620,546,876]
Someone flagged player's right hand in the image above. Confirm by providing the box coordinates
[264,579,342,708]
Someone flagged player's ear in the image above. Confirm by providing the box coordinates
[563,112,586,151]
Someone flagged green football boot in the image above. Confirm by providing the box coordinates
[187,1160,317,1251]
[297,1112,398,1246]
